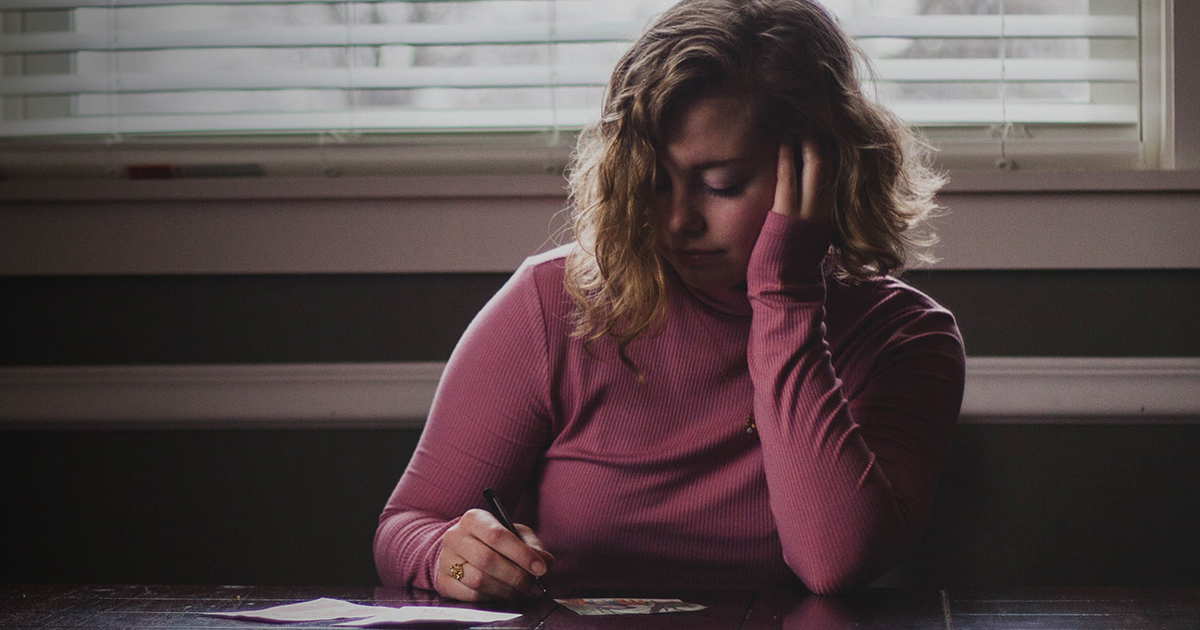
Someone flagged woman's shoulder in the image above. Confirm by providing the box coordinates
[824,274,965,395]
[826,273,962,349]
[867,274,950,314]
[519,243,572,274]
[459,245,577,361]
[512,243,572,297]
[496,244,576,325]
[830,271,949,313]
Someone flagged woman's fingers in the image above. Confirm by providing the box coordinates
[437,540,534,602]
[771,139,830,225]
[798,138,828,224]
[439,555,531,601]
[466,510,549,581]
[452,534,541,600]
[515,523,555,570]
[771,142,799,218]
[435,509,548,602]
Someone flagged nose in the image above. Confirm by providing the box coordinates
[660,185,705,236]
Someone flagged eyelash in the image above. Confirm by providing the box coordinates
[653,177,744,199]
[705,184,744,198]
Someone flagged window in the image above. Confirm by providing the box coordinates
[0,0,1154,178]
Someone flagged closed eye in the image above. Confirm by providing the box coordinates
[705,183,744,198]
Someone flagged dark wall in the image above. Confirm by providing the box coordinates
[1,429,419,586]
[901,423,1200,588]
[3,270,1199,587]
[3,270,1200,365]
[0,274,509,365]
[4,424,1198,588]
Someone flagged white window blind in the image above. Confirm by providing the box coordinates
[0,0,1149,177]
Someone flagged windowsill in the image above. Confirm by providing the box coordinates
[941,169,1200,193]
[2,168,1197,275]
[1,168,1199,202]
[0,173,571,202]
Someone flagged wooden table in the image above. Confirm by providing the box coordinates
[1,584,1197,629]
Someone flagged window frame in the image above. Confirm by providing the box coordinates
[0,0,1173,178]
[1,3,1198,432]
[0,0,1196,279]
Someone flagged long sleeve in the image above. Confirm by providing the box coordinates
[373,256,555,590]
[374,226,963,594]
[746,212,965,594]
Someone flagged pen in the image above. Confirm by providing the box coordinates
[483,487,546,592]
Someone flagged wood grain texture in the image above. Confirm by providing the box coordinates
[2,584,1196,629]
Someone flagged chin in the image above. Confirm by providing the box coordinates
[676,271,744,295]
[664,257,746,294]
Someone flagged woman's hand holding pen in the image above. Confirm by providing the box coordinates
[434,509,554,602]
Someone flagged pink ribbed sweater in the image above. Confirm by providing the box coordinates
[375,213,965,594]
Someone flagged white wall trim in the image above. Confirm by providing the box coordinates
[0,357,1197,429]
[0,362,444,430]
[959,357,1200,421]
[2,174,1199,274]
[0,170,1197,202]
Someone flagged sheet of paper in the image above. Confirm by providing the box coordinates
[335,606,522,627]
[204,598,521,626]
[554,598,708,615]
[204,597,386,622]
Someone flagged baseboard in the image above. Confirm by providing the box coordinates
[0,357,1197,429]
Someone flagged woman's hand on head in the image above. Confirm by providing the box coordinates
[771,139,831,225]
[435,508,553,602]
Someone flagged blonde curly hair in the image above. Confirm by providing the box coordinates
[564,0,944,372]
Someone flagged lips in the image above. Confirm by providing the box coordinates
[672,248,724,268]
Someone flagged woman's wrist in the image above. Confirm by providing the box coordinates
[748,212,832,291]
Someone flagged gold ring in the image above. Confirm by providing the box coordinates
[449,562,465,581]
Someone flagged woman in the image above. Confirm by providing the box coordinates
[375,0,964,601]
